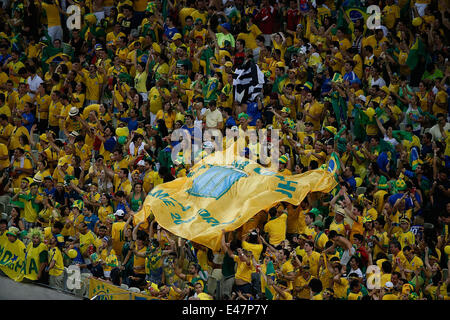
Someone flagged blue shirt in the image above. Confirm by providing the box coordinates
[345,176,357,191]
[84,214,99,232]
[388,193,414,210]
[22,112,35,133]
[120,117,138,132]
[0,54,10,66]
[343,71,358,83]
[44,187,56,197]
[116,201,130,212]
[225,116,237,128]
[246,102,261,126]
[104,136,117,152]
[321,77,332,95]
[164,25,179,39]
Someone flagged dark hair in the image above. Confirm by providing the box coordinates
[349,279,361,291]
[308,278,323,293]
[328,230,338,239]
[53,221,64,230]
[381,260,392,273]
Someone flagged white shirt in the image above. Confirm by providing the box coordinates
[371,77,386,88]
[430,123,450,142]
[27,74,43,98]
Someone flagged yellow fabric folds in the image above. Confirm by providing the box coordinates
[136,148,337,251]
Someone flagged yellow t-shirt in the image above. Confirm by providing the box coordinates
[10,125,30,151]
[48,247,64,276]
[263,213,288,246]
[79,231,98,256]
[233,255,253,283]
[111,221,127,256]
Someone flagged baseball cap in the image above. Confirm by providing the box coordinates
[224,61,233,68]
[137,160,146,166]
[230,126,238,132]
[357,95,366,103]
[172,33,182,41]
[114,209,125,217]
[385,281,394,289]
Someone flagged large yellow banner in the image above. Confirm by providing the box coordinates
[0,235,26,282]
[136,151,337,251]
[88,277,158,300]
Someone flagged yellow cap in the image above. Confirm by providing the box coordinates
[172,33,182,41]
[135,128,145,136]
[39,133,49,143]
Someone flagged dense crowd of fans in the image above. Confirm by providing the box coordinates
[0,0,449,300]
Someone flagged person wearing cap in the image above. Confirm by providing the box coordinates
[111,208,127,259]
[98,235,119,280]
[62,106,82,138]
[381,281,399,300]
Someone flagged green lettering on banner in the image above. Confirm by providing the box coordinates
[149,189,174,207]
[0,250,11,265]
[14,259,24,273]
[28,258,38,276]
[170,212,196,225]
[274,175,298,198]
[231,160,249,171]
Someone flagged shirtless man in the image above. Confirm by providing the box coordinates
[325,230,355,266]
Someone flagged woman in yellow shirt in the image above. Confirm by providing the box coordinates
[156,102,176,131]
[416,81,430,112]
[98,194,113,223]
[271,33,287,61]
[71,82,86,109]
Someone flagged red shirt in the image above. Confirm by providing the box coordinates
[286,8,300,31]
[255,6,277,34]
